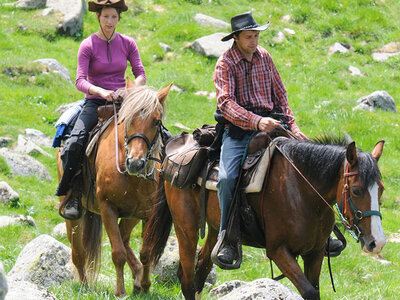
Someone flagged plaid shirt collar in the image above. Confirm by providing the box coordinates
[230,42,261,65]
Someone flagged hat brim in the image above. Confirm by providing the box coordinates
[88,1,128,12]
[221,22,270,42]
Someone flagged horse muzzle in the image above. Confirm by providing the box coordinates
[126,157,146,175]
[360,234,386,254]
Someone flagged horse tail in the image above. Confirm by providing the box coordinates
[142,175,172,266]
[82,210,102,284]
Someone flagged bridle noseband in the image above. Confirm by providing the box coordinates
[336,159,382,240]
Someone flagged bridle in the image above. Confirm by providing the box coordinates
[336,159,382,240]
[113,102,162,179]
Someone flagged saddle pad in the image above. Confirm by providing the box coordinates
[197,137,283,193]
[85,117,114,157]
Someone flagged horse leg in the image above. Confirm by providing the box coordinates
[100,205,127,296]
[66,218,87,283]
[173,206,199,300]
[302,250,325,293]
[119,218,144,293]
[194,225,218,296]
[269,246,320,300]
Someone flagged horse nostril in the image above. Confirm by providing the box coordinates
[369,241,376,251]
[127,158,145,173]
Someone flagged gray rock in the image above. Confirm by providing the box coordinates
[15,135,52,158]
[24,129,52,148]
[210,280,246,297]
[0,148,52,182]
[7,234,73,287]
[0,261,7,300]
[354,91,397,113]
[215,278,302,300]
[0,216,36,228]
[328,42,350,56]
[159,42,172,52]
[55,100,82,115]
[51,223,67,238]
[283,28,295,36]
[349,66,363,76]
[41,7,54,16]
[46,0,86,36]
[0,182,19,204]
[194,13,230,29]
[372,52,400,62]
[153,236,217,285]
[34,59,72,83]
[0,138,12,148]
[272,31,285,44]
[192,33,233,58]
[5,280,57,300]
[16,0,45,9]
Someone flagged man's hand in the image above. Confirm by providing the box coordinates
[258,117,281,133]
[294,131,308,140]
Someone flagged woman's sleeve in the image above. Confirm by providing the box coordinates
[75,39,93,94]
[127,38,146,82]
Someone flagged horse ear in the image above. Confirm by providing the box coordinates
[346,141,358,167]
[371,140,385,162]
[157,83,173,104]
[126,76,134,89]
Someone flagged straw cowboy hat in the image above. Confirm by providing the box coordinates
[88,0,128,12]
[221,11,270,42]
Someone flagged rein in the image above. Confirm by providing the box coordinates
[113,101,162,179]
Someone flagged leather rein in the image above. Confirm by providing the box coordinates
[113,101,162,179]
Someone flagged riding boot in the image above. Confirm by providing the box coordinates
[325,236,345,257]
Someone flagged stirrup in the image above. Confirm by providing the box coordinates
[58,188,82,220]
[211,230,242,270]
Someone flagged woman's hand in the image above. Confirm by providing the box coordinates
[99,89,117,102]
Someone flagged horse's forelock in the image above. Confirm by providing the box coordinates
[119,86,165,125]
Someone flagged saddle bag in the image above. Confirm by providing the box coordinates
[162,132,208,189]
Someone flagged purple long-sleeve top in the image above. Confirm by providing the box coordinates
[76,33,146,99]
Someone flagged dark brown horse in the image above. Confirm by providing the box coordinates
[141,133,386,300]
[56,81,172,296]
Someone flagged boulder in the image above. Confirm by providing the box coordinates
[192,33,233,58]
[0,138,12,148]
[51,223,67,238]
[5,280,56,300]
[14,135,52,158]
[7,234,73,287]
[153,236,217,285]
[0,182,19,205]
[0,148,52,182]
[372,52,400,62]
[353,91,397,113]
[349,66,363,76]
[211,278,302,300]
[159,42,172,52]
[0,216,36,228]
[194,13,230,29]
[0,261,7,300]
[24,129,52,148]
[328,42,351,56]
[272,31,285,44]
[16,0,45,9]
[46,0,86,36]
[34,59,72,83]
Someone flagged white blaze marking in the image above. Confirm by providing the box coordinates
[368,183,386,252]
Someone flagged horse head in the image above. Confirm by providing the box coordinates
[118,79,172,177]
[338,140,386,254]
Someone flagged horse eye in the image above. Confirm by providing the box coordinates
[351,187,362,197]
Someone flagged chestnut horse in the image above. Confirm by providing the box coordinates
[141,134,386,300]
[56,82,172,296]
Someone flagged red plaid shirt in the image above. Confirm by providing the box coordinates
[213,43,300,133]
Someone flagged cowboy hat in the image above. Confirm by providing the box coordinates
[88,0,128,12]
[221,11,270,42]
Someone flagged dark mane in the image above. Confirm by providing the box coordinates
[277,135,381,189]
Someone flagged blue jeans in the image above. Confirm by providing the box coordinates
[217,128,252,233]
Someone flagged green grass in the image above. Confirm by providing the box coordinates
[1,0,400,298]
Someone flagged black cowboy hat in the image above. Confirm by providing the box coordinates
[88,0,128,12]
[221,11,270,42]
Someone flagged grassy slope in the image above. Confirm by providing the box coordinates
[0,0,399,299]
